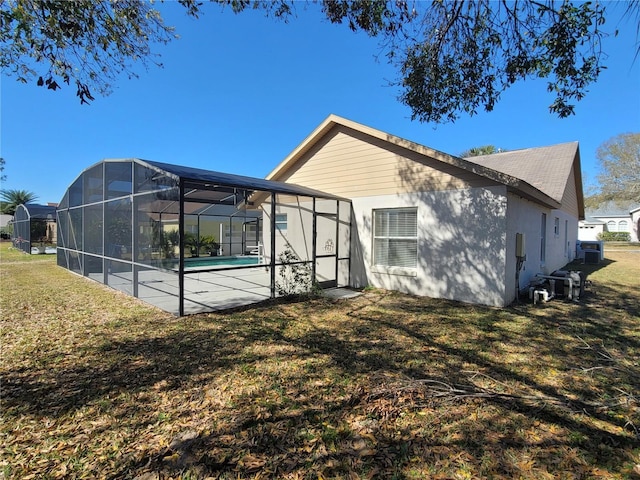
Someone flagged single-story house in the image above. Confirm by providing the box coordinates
[56,115,585,314]
[0,213,12,239]
[267,115,584,307]
[579,202,640,242]
[0,213,12,229]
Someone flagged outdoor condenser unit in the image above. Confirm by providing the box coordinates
[576,240,604,263]
[584,250,600,264]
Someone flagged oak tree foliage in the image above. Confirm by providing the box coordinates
[594,132,640,205]
[1,0,194,103]
[0,0,632,122]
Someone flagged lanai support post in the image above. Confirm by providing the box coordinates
[270,192,276,299]
[178,179,185,317]
[132,193,139,299]
[312,197,317,283]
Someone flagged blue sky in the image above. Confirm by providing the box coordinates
[1,2,638,205]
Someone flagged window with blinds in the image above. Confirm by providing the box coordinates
[373,207,418,268]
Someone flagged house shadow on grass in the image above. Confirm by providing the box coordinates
[560,257,615,279]
[3,291,639,479]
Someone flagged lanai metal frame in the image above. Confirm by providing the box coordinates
[57,158,352,315]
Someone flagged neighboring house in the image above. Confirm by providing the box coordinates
[632,207,640,242]
[267,114,584,307]
[0,214,12,228]
[579,202,640,242]
[578,218,605,241]
[0,214,13,240]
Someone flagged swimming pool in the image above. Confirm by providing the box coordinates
[184,255,260,268]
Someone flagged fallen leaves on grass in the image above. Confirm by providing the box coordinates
[1,246,639,479]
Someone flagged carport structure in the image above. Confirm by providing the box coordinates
[56,159,352,315]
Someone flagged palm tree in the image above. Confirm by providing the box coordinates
[0,189,39,215]
[460,145,500,157]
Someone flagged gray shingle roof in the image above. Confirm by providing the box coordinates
[586,200,640,216]
[464,142,579,203]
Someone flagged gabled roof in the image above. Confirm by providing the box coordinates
[464,143,580,203]
[266,114,567,210]
[580,217,606,225]
[586,200,640,217]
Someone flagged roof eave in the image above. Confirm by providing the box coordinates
[508,185,561,209]
[267,114,537,187]
[572,146,586,220]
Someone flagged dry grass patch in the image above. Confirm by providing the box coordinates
[1,243,639,479]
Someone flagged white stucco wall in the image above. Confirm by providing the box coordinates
[261,197,351,288]
[578,222,604,241]
[0,214,12,228]
[580,214,638,242]
[631,209,640,242]
[505,194,579,299]
[350,186,509,307]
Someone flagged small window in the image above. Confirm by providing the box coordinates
[275,214,287,233]
[373,208,418,268]
[618,220,629,232]
[607,220,617,232]
[554,217,560,237]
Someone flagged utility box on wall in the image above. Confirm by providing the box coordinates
[516,233,526,258]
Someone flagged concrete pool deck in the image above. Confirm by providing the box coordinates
[95,265,357,316]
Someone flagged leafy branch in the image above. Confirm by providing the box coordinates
[1,0,622,121]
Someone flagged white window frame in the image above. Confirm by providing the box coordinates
[372,207,418,274]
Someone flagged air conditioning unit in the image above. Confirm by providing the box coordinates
[576,240,604,262]
[584,250,600,264]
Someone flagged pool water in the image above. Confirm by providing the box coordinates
[184,255,260,268]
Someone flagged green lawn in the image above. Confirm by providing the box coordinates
[1,242,638,479]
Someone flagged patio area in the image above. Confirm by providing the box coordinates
[88,264,270,315]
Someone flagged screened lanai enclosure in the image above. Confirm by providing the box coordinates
[11,203,57,254]
[56,159,352,315]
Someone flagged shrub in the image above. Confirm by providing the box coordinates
[0,225,12,239]
[276,247,318,297]
[598,231,631,241]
